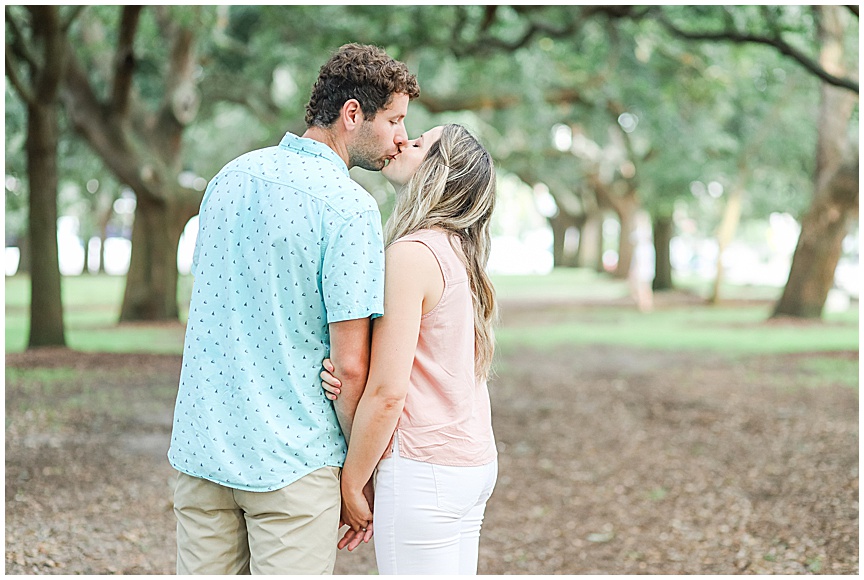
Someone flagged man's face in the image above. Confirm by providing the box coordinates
[347,93,410,171]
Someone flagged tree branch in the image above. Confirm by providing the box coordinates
[454,5,649,58]
[5,7,39,68]
[162,24,199,127]
[846,6,859,18]
[419,92,521,113]
[62,52,151,198]
[654,10,859,93]
[111,5,143,117]
[199,73,280,122]
[452,7,582,57]
[421,85,602,114]
[479,5,497,33]
[5,46,36,105]
[61,5,86,32]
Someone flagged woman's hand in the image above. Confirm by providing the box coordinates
[338,480,373,550]
[320,358,342,401]
[338,521,373,552]
[337,479,374,550]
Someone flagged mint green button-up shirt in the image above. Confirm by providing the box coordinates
[168,133,384,491]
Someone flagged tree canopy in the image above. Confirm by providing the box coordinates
[5,5,859,343]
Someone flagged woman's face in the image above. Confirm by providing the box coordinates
[382,125,444,187]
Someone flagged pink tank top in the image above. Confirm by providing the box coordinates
[382,229,497,467]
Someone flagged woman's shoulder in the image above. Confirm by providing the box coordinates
[388,230,446,274]
[393,228,446,244]
[384,236,442,293]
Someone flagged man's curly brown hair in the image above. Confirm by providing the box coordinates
[304,43,420,128]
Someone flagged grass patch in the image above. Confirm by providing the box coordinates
[497,306,858,354]
[5,274,189,354]
[493,271,857,355]
[492,269,788,302]
[492,269,631,301]
[66,326,186,354]
[796,357,859,388]
[6,270,858,357]
[5,274,126,309]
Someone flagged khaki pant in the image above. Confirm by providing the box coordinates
[174,467,341,575]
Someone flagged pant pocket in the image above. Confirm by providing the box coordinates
[430,464,482,516]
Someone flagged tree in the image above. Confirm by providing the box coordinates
[5,6,82,348]
[636,5,858,317]
[773,6,859,318]
[10,5,856,326]
[705,46,815,304]
[648,5,859,94]
[61,6,208,320]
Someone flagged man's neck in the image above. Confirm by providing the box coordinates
[301,126,351,168]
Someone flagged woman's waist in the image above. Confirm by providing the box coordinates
[395,411,493,443]
[389,427,497,466]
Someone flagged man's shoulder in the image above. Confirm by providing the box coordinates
[211,144,379,221]
[324,181,381,219]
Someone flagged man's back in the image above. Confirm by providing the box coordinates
[168,133,384,492]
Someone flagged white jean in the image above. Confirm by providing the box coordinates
[373,438,498,575]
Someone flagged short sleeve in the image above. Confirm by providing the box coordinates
[190,221,203,277]
[322,209,385,323]
[191,179,219,277]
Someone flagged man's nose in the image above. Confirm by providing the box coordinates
[394,127,408,148]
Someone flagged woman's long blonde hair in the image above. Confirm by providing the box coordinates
[384,124,497,380]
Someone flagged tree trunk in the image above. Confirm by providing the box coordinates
[16,234,31,275]
[613,200,639,279]
[81,234,91,275]
[772,6,858,319]
[576,211,603,271]
[98,233,107,274]
[548,209,580,268]
[709,180,745,304]
[11,6,71,348]
[60,7,202,321]
[26,100,66,348]
[652,215,674,291]
[589,173,640,278]
[772,158,858,318]
[119,197,196,321]
[97,203,113,274]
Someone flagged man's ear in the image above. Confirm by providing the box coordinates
[340,99,364,133]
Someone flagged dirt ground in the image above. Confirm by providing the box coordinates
[5,301,859,574]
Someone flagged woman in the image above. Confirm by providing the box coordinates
[321,124,498,574]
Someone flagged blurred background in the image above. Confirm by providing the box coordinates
[5,5,859,575]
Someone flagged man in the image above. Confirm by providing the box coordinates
[168,43,420,574]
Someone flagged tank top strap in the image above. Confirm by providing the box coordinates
[392,229,467,285]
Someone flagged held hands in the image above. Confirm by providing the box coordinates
[320,358,341,401]
[322,358,372,550]
[337,478,375,551]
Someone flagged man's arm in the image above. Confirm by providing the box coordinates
[328,317,372,442]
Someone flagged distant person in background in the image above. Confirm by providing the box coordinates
[320,124,499,575]
[167,43,419,575]
[628,211,655,313]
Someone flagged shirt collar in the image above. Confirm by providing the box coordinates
[278,132,349,176]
